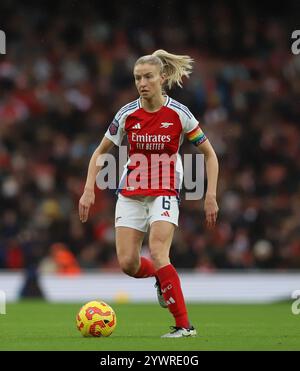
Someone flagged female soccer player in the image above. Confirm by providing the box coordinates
[79,49,219,338]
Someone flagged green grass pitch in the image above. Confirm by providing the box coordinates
[0,300,299,350]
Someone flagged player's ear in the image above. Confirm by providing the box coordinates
[160,72,166,86]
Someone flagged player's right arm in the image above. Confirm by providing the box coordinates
[79,136,115,223]
[79,101,133,222]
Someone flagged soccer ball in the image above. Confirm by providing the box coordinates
[76,300,117,337]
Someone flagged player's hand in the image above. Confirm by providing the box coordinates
[204,194,219,229]
[79,188,95,223]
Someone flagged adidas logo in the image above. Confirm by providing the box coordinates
[166,297,175,305]
[132,123,141,129]
[161,211,170,217]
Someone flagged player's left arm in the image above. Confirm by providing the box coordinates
[196,139,219,229]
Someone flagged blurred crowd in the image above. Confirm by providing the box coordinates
[1,0,300,273]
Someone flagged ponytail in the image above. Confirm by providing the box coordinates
[152,49,193,89]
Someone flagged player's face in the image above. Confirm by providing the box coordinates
[134,63,165,99]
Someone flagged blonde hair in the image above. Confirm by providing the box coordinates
[134,49,193,90]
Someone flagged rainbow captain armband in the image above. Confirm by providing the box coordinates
[186,125,207,146]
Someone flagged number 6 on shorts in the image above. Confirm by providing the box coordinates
[162,196,171,210]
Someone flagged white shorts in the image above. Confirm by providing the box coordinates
[115,194,179,232]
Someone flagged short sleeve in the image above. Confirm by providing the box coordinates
[182,110,199,134]
[181,107,207,146]
[104,113,126,147]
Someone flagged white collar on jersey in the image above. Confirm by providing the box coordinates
[138,95,170,109]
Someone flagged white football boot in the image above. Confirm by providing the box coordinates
[161,326,197,338]
[154,279,168,308]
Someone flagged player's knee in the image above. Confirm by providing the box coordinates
[118,257,139,276]
[150,246,169,268]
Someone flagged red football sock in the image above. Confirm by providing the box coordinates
[133,257,156,278]
[156,264,190,328]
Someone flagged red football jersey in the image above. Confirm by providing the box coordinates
[105,96,207,197]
